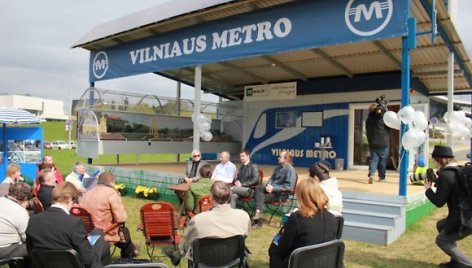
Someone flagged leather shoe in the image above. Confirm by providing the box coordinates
[163,247,181,266]
[368,177,373,184]
[252,211,263,220]
[132,242,141,257]
[251,222,262,230]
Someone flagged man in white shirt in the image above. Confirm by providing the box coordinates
[65,162,90,194]
[0,182,31,260]
[211,151,236,184]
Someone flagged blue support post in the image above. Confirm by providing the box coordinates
[399,3,413,197]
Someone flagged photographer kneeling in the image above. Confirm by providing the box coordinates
[425,145,472,267]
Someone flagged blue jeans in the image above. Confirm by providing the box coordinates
[368,147,389,180]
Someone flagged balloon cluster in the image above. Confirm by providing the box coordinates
[383,106,428,152]
[192,113,213,141]
[443,110,472,140]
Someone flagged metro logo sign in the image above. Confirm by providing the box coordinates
[92,51,108,79]
[345,0,393,36]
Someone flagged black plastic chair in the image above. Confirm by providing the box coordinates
[104,263,168,267]
[0,257,25,268]
[30,248,82,268]
[336,216,344,239]
[287,239,345,268]
[190,235,246,268]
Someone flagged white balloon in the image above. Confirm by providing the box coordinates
[458,125,471,140]
[464,117,472,128]
[398,106,415,124]
[402,130,426,152]
[410,111,428,131]
[201,131,213,142]
[383,111,401,130]
[199,121,211,131]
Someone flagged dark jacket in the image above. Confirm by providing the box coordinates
[270,210,337,268]
[37,185,54,211]
[268,164,296,193]
[236,162,259,187]
[26,207,103,268]
[366,111,390,149]
[425,167,462,234]
[185,160,208,182]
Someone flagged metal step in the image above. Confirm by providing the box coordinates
[342,221,398,245]
[343,198,404,215]
[342,208,401,227]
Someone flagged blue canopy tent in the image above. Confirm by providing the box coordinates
[0,107,42,182]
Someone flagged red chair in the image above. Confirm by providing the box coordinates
[197,194,212,213]
[140,202,182,261]
[267,174,298,226]
[70,206,95,233]
[237,169,263,216]
[31,197,44,214]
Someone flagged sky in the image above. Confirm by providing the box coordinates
[0,0,472,114]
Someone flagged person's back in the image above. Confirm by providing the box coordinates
[37,185,54,211]
[185,164,213,212]
[366,109,390,149]
[80,172,138,259]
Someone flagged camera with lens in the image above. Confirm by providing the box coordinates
[426,168,438,184]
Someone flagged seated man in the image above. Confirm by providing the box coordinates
[37,155,63,184]
[230,149,260,208]
[164,181,250,266]
[65,162,90,194]
[252,150,296,228]
[80,172,139,260]
[0,182,31,260]
[211,151,236,184]
[26,182,108,268]
[37,169,57,211]
[185,164,213,213]
[183,149,208,183]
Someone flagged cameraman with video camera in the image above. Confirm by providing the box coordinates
[425,145,472,267]
[366,95,390,184]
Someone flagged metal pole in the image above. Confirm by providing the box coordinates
[399,2,412,196]
[446,52,454,147]
[193,66,202,151]
[177,82,181,162]
[87,82,94,165]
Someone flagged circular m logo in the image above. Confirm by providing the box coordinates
[92,51,108,79]
[345,0,393,37]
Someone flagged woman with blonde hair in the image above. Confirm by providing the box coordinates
[269,179,337,268]
[3,164,23,184]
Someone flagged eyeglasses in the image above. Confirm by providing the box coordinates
[193,155,201,157]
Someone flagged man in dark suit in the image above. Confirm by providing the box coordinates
[230,149,260,208]
[26,182,108,268]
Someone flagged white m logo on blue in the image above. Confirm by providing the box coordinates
[92,51,109,79]
[345,0,393,37]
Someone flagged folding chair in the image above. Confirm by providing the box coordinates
[336,216,344,239]
[32,197,45,213]
[30,248,83,268]
[139,202,181,261]
[237,169,263,216]
[267,174,298,226]
[197,194,212,213]
[189,235,246,268]
[70,205,119,256]
[70,205,95,233]
[287,239,345,268]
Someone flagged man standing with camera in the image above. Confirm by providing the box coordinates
[425,145,472,267]
[366,95,390,184]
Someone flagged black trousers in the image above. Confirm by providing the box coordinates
[115,226,136,259]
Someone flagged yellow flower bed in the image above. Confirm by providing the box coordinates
[135,185,159,199]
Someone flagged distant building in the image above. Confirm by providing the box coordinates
[0,94,67,120]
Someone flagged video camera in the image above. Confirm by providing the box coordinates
[375,95,388,111]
